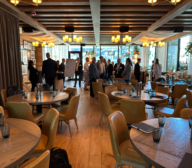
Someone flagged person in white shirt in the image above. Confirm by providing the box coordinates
[96,56,105,79]
[153,58,162,80]
[84,57,89,90]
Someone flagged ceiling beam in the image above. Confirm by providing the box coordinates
[89,0,100,46]
[130,0,192,44]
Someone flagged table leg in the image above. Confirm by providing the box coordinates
[36,105,42,113]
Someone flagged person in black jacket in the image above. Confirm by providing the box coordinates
[114,58,125,78]
[42,53,57,90]
[134,58,141,82]
[59,58,65,86]
[74,58,83,87]
[107,59,113,80]
[28,60,38,92]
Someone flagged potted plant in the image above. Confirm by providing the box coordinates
[185,42,192,56]
[134,46,139,54]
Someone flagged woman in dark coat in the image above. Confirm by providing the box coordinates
[28,60,38,92]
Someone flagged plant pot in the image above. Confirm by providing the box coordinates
[146,77,149,83]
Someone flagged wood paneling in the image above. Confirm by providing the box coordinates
[36,46,43,68]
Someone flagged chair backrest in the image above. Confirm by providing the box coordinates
[155,86,170,104]
[114,83,125,91]
[98,92,113,116]
[187,89,192,108]
[114,78,122,83]
[105,86,117,100]
[6,102,34,122]
[120,85,132,91]
[108,111,130,163]
[25,150,50,168]
[172,84,188,99]
[1,89,6,109]
[129,79,137,89]
[151,81,158,90]
[42,84,50,91]
[92,82,104,97]
[120,99,146,124]
[42,108,59,150]
[96,79,103,84]
[0,106,4,116]
[65,87,77,104]
[64,95,80,120]
[180,108,192,119]
[173,95,186,117]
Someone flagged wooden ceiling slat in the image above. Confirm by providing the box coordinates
[101,12,168,17]
[26,12,92,17]
[34,17,92,21]
[100,21,154,24]
[100,18,160,21]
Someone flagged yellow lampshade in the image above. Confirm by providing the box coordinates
[68,38,72,43]
[115,38,118,43]
[117,35,120,41]
[158,41,162,46]
[63,36,66,42]
[162,42,165,46]
[123,38,126,43]
[111,36,115,42]
[35,41,39,47]
[146,43,149,47]
[154,43,157,47]
[43,42,46,45]
[32,0,42,3]
[73,35,77,41]
[76,38,80,43]
[143,42,146,47]
[32,42,36,46]
[171,0,180,3]
[128,36,132,42]
[148,0,157,3]
[79,36,83,42]
[151,41,154,45]
[10,0,19,5]
[125,35,129,41]
[65,35,69,41]
[52,43,55,47]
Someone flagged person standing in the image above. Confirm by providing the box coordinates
[84,57,89,90]
[114,58,124,78]
[122,58,132,83]
[134,58,141,82]
[153,58,162,80]
[151,60,155,81]
[28,60,38,92]
[56,60,60,70]
[74,58,82,87]
[42,53,57,90]
[60,58,65,86]
[89,57,100,97]
[107,59,113,80]
[96,56,105,79]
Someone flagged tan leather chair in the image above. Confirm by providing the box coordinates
[0,106,4,116]
[155,95,186,117]
[56,95,80,137]
[114,83,125,91]
[108,111,151,168]
[105,86,119,104]
[187,89,192,108]
[1,89,8,117]
[180,108,192,119]
[92,82,104,98]
[98,92,120,131]
[31,108,59,157]
[129,79,137,90]
[20,150,50,168]
[120,85,132,91]
[6,102,44,124]
[151,81,157,90]
[114,78,122,83]
[155,86,170,106]
[96,79,103,84]
[120,99,148,124]
[169,84,188,105]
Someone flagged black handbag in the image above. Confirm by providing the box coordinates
[49,147,72,168]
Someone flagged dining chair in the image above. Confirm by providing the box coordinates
[155,95,186,118]
[155,86,170,107]
[108,111,151,168]
[30,108,59,158]
[20,150,50,168]
[120,99,148,125]
[56,95,80,137]
[92,82,104,98]
[180,108,192,119]
[120,84,132,91]
[6,102,44,124]
[114,83,125,91]
[104,86,119,104]
[114,78,122,83]
[187,89,192,108]
[151,81,158,90]
[0,89,8,117]
[0,106,4,116]
[96,79,103,84]
[98,92,120,131]
[129,79,137,90]
[169,84,188,105]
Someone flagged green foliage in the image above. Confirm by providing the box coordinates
[185,42,192,56]
[146,72,149,77]
[134,46,139,53]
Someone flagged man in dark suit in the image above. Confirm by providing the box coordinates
[42,53,57,90]
[134,58,141,82]
[74,58,83,87]
[59,58,65,86]
[107,59,113,80]
[114,58,124,78]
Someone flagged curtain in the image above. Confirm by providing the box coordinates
[156,44,167,72]
[140,47,149,68]
[0,8,22,92]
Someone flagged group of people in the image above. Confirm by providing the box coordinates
[151,59,162,81]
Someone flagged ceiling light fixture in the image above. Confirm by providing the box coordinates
[63,35,83,44]
[41,42,46,47]
[148,0,180,6]
[32,41,39,47]
[111,35,132,44]
[10,0,41,6]
[48,42,55,48]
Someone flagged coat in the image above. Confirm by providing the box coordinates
[122,64,132,81]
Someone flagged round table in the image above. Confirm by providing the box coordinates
[111,91,168,104]
[130,118,192,168]
[156,81,188,87]
[0,118,41,168]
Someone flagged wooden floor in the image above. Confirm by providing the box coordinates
[52,81,155,168]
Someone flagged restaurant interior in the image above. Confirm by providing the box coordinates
[1,0,192,167]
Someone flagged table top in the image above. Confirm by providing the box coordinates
[156,81,188,87]
[130,118,192,168]
[111,91,168,103]
[0,118,41,168]
[6,91,69,105]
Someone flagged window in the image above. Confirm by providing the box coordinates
[119,46,130,65]
[167,39,179,72]
[148,45,156,68]
[69,45,81,52]
[100,46,118,64]
[82,46,94,66]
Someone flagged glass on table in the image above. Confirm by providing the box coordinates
[0,114,5,127]
[152,128,162,143]
[188,116,192,128]
[123,88,127,94]
[129,90,133,97]
[152,90,156,96]
[35,92,40,99]
[52,91,56,97]
[1,124,10,139]
[21,90,25,96]
[148,91,153,98]
[24,92,28,99]
[158,115,166,127]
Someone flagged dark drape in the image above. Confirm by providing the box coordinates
[0,8,22,93]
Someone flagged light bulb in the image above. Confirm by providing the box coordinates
[73,35,77,41]
[35,41,39,47]
[125,35,129,41]
[76,38,80,43]
[148,0,157,3]
[10,0,19,5]
[162,42,165,46]
[111,36,115,42]
[79,36,83,42]
[32,0,42,3]
[128,36,132,42]
[117,35,120,41]
[154,43,156,47]
[143,42,146,47]
[151,41,154,45]
[115,38,118,43]
[32,42,36,46]
[123,38,126,43]
[65,35,68,42]
[146,43,149,47]
[68,38,72,43]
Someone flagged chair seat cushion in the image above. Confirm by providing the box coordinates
[52,103,68,109]
[57,106,68,119]
[33,113,44,124]
[119,140,151,167]
[155,107,174,117]
[32,134,48,154]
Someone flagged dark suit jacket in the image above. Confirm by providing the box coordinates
[28,66,38,83]
[58,63,65,80]
[114,63,125,78]
[134,63,141,78]
[42,58,57,79]
[75,62,83,74]
[107,64,113,77]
